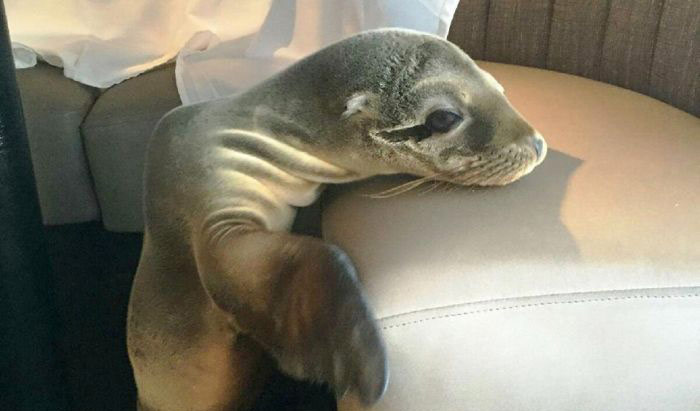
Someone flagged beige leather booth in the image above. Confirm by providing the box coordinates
[330,2,700,408]
[15,0,699,409]
[329,62,700,410]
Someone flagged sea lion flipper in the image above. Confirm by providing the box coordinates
[193,229,389,404]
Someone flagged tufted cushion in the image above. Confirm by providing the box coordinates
[324,63,700,410]
[448,0,700,116]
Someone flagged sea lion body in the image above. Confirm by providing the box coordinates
[127,29,546,411]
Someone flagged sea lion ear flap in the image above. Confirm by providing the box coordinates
[342,93,372,119]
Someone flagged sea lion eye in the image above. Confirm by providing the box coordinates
[425,110,462,133]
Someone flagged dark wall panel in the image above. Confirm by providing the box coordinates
[599,0,664,94]
[649,0,700,116]
[447,0,490,59]
[484,0,553,67]
[547,0,610,79]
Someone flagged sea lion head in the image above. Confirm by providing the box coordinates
[332,29,547,186]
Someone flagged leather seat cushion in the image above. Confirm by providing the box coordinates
[16,63,100,225]
[82,63,181,232]
[322,62,700,410]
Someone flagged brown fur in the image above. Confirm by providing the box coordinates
[127,29,546,411]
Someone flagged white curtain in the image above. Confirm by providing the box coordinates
[7,0,272,87]
[8,0,460,103]
[177,0,461,104]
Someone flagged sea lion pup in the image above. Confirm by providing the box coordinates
[127,28,547,411]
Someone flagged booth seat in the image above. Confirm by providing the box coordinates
[15,0,699,410]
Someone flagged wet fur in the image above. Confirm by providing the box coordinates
[127,29,546,411]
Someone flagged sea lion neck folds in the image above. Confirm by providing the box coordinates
[197,126,363,235]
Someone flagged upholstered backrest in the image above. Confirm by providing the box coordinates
[447,0,699,116]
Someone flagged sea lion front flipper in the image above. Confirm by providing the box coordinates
[193,229,389,405]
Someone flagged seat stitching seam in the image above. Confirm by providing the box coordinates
[482,0,492,58]
[543,0,555,68]
[381,293,699,330]
[648,0,667,94]
[596,0,613,81]
[379,286,700,322]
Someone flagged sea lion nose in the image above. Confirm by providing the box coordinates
[533,137,543,158]
[528,133,547,162]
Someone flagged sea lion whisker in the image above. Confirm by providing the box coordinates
[367,164,466,198]
[418,181,445,195]
[479,157,513,182]
[365,175,437,198]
